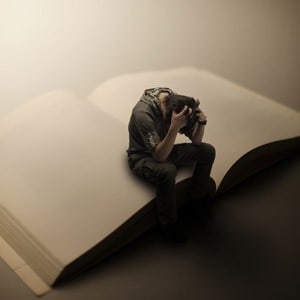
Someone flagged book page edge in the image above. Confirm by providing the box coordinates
[0,235,51,296]
[216,136,300,195]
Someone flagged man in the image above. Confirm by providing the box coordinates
[127,87,216,242]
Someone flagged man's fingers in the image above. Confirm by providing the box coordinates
[178,106,190,116]
[195,106,203,114]
[182,106,188,114]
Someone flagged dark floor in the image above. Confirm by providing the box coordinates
[1,154,300,300]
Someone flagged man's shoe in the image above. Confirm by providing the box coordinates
[160,223,187,243]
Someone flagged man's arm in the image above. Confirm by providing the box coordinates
[191,108,207,145]
[153,106,190,162]
[152,125,178,162]
[191,123,205,145]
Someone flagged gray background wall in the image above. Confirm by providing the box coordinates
[0,0,299,115]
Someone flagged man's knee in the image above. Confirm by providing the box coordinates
[205,143,216,162]
[156,162,177,183]
[195,143,216,163]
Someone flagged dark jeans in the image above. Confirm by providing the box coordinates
[131,143,216,225]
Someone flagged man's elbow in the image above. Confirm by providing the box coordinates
[191,137,203,145]
[152,149,165,162]
[152,153,165,162]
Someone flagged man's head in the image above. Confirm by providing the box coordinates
[164,93,199,113]
[163,93,200,133]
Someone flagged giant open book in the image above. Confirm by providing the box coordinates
[0,67,299,296]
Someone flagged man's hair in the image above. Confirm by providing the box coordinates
[164,93,200,134]
[165,93,198,113]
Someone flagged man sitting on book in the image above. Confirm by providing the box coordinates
[127,87,216,243]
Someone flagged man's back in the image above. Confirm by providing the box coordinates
[127,88,172,167]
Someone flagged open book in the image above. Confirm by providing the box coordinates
[0,67,299,296]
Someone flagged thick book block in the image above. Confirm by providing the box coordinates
[0,91,163,294]
[0,67,299,296]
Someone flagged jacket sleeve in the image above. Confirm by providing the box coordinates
[133,110,161,154]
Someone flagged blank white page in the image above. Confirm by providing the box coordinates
[0,90,154,268]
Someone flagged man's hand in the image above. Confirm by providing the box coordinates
[170,106,192,131]
[191,105,207,145]
[153,107,191,162]
[194,106,207,124]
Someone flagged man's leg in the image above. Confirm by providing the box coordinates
[133,158,186,242]
[133,158,177,224]
[168,142,216,199]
